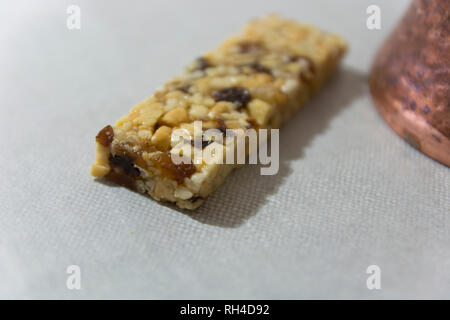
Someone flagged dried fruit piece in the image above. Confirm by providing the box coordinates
[216,119,228,135]
[109,153,140,177]
[248,62,271,74]
[195,57,212,71]
[176,84,191,93]
[190,136,214,149]
[237,41,264,54]
[212,87,252,110]
[96,125,114,147]
[150,153,196,184]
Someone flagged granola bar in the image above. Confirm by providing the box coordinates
[90,14,347,209]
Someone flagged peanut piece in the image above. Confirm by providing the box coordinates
[189,104,209,120]
[151,126,172,151]
[208,101,235,119]
[247,99,273,126]
[160,107,189,126]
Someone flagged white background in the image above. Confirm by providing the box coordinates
[1,0,449,299]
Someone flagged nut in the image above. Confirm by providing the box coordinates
[151,125,172,151]
[247,99,273,125]
[160,107,189,126]
[90,142,111,177]
[189,104,209,120]
[208,101,235,119]
[179,122,195,136]
[133,102,164,128]
[90,164,110,177]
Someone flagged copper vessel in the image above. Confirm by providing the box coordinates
[369,0,449,166]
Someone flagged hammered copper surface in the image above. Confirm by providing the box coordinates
[369,0,450,166]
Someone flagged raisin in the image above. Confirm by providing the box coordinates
[248,62,271,74]
[190,121,233,148]
[201,139,213,148]
[176,84,192,93]
[96,125,114,147]
[150,153,196,184]
[246,118,259,129]
[216,119,228,135]
[129,167,140,177]
[212,87,252,110]
[237,41,264,54]
[109,153,140,177]
[287,54,299,62]
[153,122,163,131]
[190,137,214,149]
[188,196,203,203]
[195,57,212,71]
[105,171,136,191]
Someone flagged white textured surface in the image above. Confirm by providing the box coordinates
[1,0,449,299]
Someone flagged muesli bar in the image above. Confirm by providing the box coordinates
[90,14,347,209]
